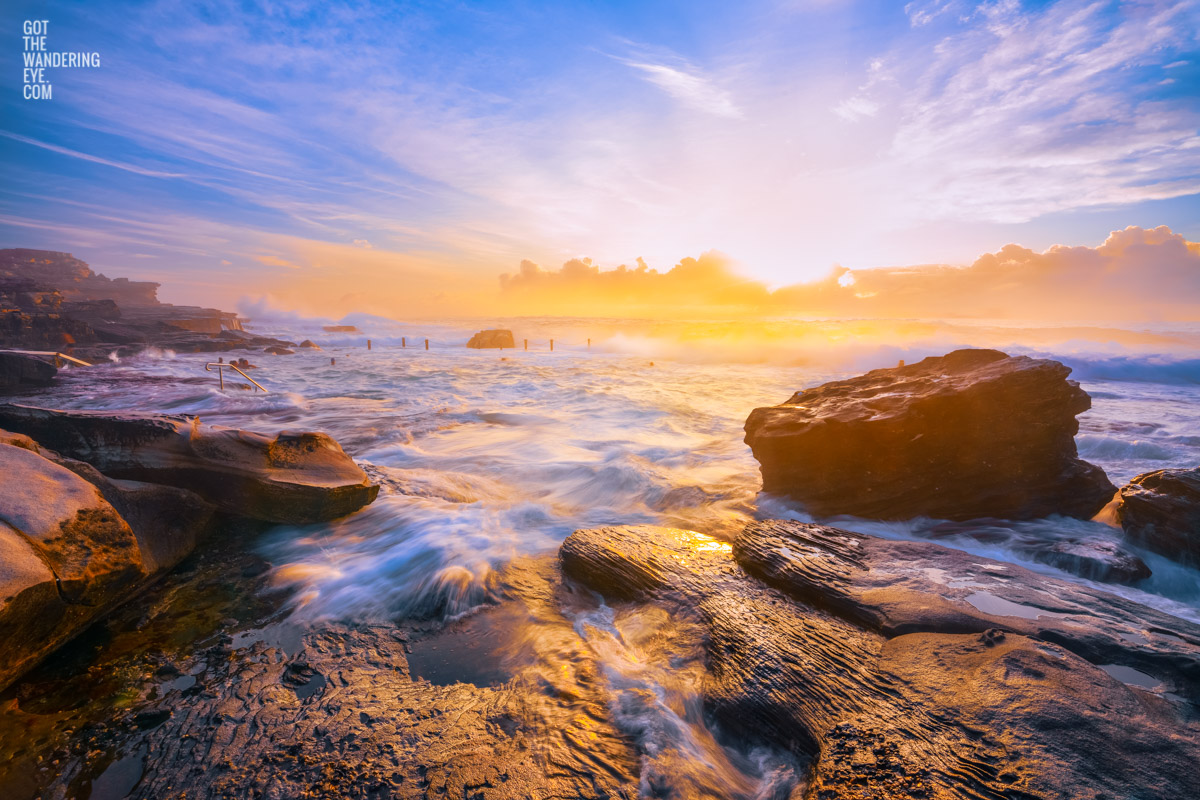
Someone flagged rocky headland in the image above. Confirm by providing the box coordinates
[0,249,296,371]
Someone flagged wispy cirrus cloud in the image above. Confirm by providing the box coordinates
[623,60,743,119]
[879,0,1200,223]
[0,131,188,179]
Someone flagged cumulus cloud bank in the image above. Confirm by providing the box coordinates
[500,226,1200,321]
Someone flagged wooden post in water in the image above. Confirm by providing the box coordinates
[524,339,528,350]
[550,339,554,351]
[425,338,429,350]
[367,339,372,350]
[587,338,591,348]
[402,337,406,348]
[331,357,336,365]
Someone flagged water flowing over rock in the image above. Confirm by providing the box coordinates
[1118,466,1200,565]
[743,349,1116,521]
[0,405,379,524]
[467,329,516,349]
[925,518,1152,584]
[560,521,1200,799]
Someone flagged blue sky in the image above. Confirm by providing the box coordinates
[2,0,1198,314]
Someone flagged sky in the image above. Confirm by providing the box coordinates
[1,0,1199,318]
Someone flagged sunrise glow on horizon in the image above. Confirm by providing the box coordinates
[2,0,1198,318]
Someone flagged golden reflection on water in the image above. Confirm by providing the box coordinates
[676,530,733,554]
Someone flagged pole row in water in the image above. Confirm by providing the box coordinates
[355,337,587,351]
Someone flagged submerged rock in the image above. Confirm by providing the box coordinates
[561,521,1200,799]
[0,405,379,523]
[467,329,516,349]
[0,352,57,388]
[1118,466,1200,566]
[925,518,1152,584]
[1017,536,1152,584]
[744,349,1116,521]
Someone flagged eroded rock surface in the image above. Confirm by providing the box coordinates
[1118,466,1200,565]
[0,404,379,523]
[11,557,643,800]
[561,522,1200,799]
[744,349,1116,521]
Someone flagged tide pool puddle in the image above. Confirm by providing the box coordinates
[406,602,535,687]
[964,591,1061,620]
[88,746,146,800]
[1099,664,1164,692]
[229,621,305,656]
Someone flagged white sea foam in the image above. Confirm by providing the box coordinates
[30,316,1200,622]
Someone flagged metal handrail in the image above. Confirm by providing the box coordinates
[1,349,93,367]
[205,362,268,393]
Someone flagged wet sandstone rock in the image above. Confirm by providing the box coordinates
[744,349,1116,521]
[21,558,643,800]
[0,352,57,389]
[467,329,516,349]
[0,404,379,524]
[560,522,1200,799]
[0,442,146,690]
[1117,466,1200,566]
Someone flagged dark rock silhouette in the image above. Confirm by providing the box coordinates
[744,349,1116,520]
[1118,466,1200,565]
[0,352,57,388]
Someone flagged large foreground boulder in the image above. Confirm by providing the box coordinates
[1117,466,1200,565]
[561,522,1200,799]
[1,432,216,690]
[0,442,147,689]
[0,405,379,523]
[0,352,57,388]
[466,329,516,349]
[744,349,1115,521]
